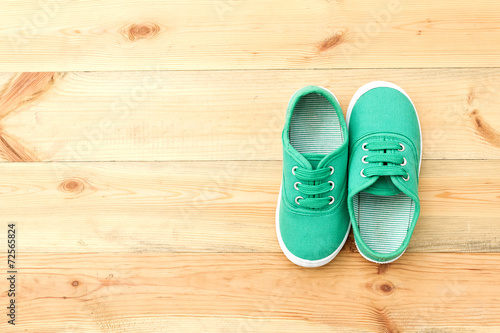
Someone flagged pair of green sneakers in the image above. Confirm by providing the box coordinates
[276,82,422,267]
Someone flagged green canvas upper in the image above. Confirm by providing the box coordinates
[277,86,350,266]
[347,82,421,263]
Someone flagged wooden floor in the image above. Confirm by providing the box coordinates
[0,1,500,332]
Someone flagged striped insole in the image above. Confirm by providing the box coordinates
[289,93,343,154]
[354,192,415,254]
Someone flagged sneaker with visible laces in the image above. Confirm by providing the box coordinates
[346,81,422,264]
[276,86,350,267]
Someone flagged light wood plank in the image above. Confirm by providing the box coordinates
[2,1,500,71]
[0,252,499,332]
[1,160,498,254]
[0,69,500,161]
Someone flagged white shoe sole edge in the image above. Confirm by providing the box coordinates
[276,185,351,268]
[346,81,422,264]
[354,239,405,264]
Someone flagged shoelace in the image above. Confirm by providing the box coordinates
[360,141,409,181]
[292,165,335,209]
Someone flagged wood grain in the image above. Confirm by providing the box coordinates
[0,252,499,332]
[2,1,500,71]
[0,69,499,162]
[0,160,498,254]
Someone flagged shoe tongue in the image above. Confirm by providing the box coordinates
[302,153,325,170]
[363,176,401,196]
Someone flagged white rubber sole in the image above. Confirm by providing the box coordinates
[346,81,422,264]
[286,85,343,117]
[354,239,405,264]
[316,86,342,109]
[276,186,351,268]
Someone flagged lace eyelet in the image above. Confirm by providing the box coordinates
[398,143,405,152]
[362,143,369,151]
[360,169,367,178]
[402,173,410,181]
[294,182,301,191]
[362,155,369,164]
[329,166,334,175]
[401,157,407,166]
[292,166,298,175]
[329,196,335,205]
[295,196,303,205]
[328,181,335,191]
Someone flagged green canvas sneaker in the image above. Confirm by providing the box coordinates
[276,86,350,267]
[346,81,422,264]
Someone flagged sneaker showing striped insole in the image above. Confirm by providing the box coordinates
[346,81,422,264]
[276,86,350,268]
